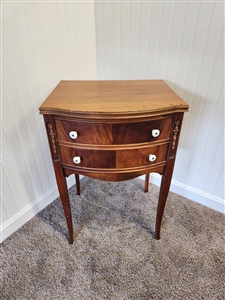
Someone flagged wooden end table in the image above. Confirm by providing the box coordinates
[39,80,189,243]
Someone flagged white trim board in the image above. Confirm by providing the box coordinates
[0,176,75,243]
[1,175,224,243]
[140,174,225,214]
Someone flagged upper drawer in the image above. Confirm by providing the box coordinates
[55,120,112,144]
[55,118,172,145]
[112,118,172,144]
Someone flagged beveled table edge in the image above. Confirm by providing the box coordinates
[39,106,189,120]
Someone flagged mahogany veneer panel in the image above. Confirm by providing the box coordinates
[55,118,172,145]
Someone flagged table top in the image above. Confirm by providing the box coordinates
[39,80,189,118]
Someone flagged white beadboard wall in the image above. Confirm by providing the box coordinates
[1,1,224,243]
[1,1,97,242]
[95,1,224,212]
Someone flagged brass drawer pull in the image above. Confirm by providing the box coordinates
[149,154,157,162]
[73,156,81,164]
[152,129,160,137]
[69,131,78,139]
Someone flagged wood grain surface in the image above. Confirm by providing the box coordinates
[39,80,189,117]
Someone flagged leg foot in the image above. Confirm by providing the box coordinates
[54,168,74,244]
[155,228,160,240]
[68,237,74,244]
[155,160,175,240]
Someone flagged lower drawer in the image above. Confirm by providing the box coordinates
[59,143,168,169]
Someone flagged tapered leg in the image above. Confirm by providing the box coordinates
[55,167,74,244]
[155,113,184,239]
[75,174,80,195]
[44,115,74,244]
[155,159,175,240]
[144,173,150,192]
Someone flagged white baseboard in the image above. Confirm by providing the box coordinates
[140,174,225,214]
[0,176,75,243]
[1,174,224,243]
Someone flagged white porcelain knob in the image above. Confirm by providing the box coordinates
[152,129,160,137]
[73,156,81,164]
[149,154,157,162]
[69,131,78,139]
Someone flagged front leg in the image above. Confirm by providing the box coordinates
[155,159,175,240]
[155,112,184,239]
[54,165,74,244]
[44,115,74,244]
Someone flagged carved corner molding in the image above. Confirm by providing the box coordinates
[47,122,57,154]
[172,120,181,150]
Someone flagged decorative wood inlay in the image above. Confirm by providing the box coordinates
[47,123,57,154]
[172,120,181,150]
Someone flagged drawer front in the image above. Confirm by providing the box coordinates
[59,143,168,169]
[55,118,172,145]
[55,120,112,145]
[60,147,116,168]
[116,143,168,168]
[112,118,172,144]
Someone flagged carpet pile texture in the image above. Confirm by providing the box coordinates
[1,177,225,299]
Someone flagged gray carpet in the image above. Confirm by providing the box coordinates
[1,177,225,300]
